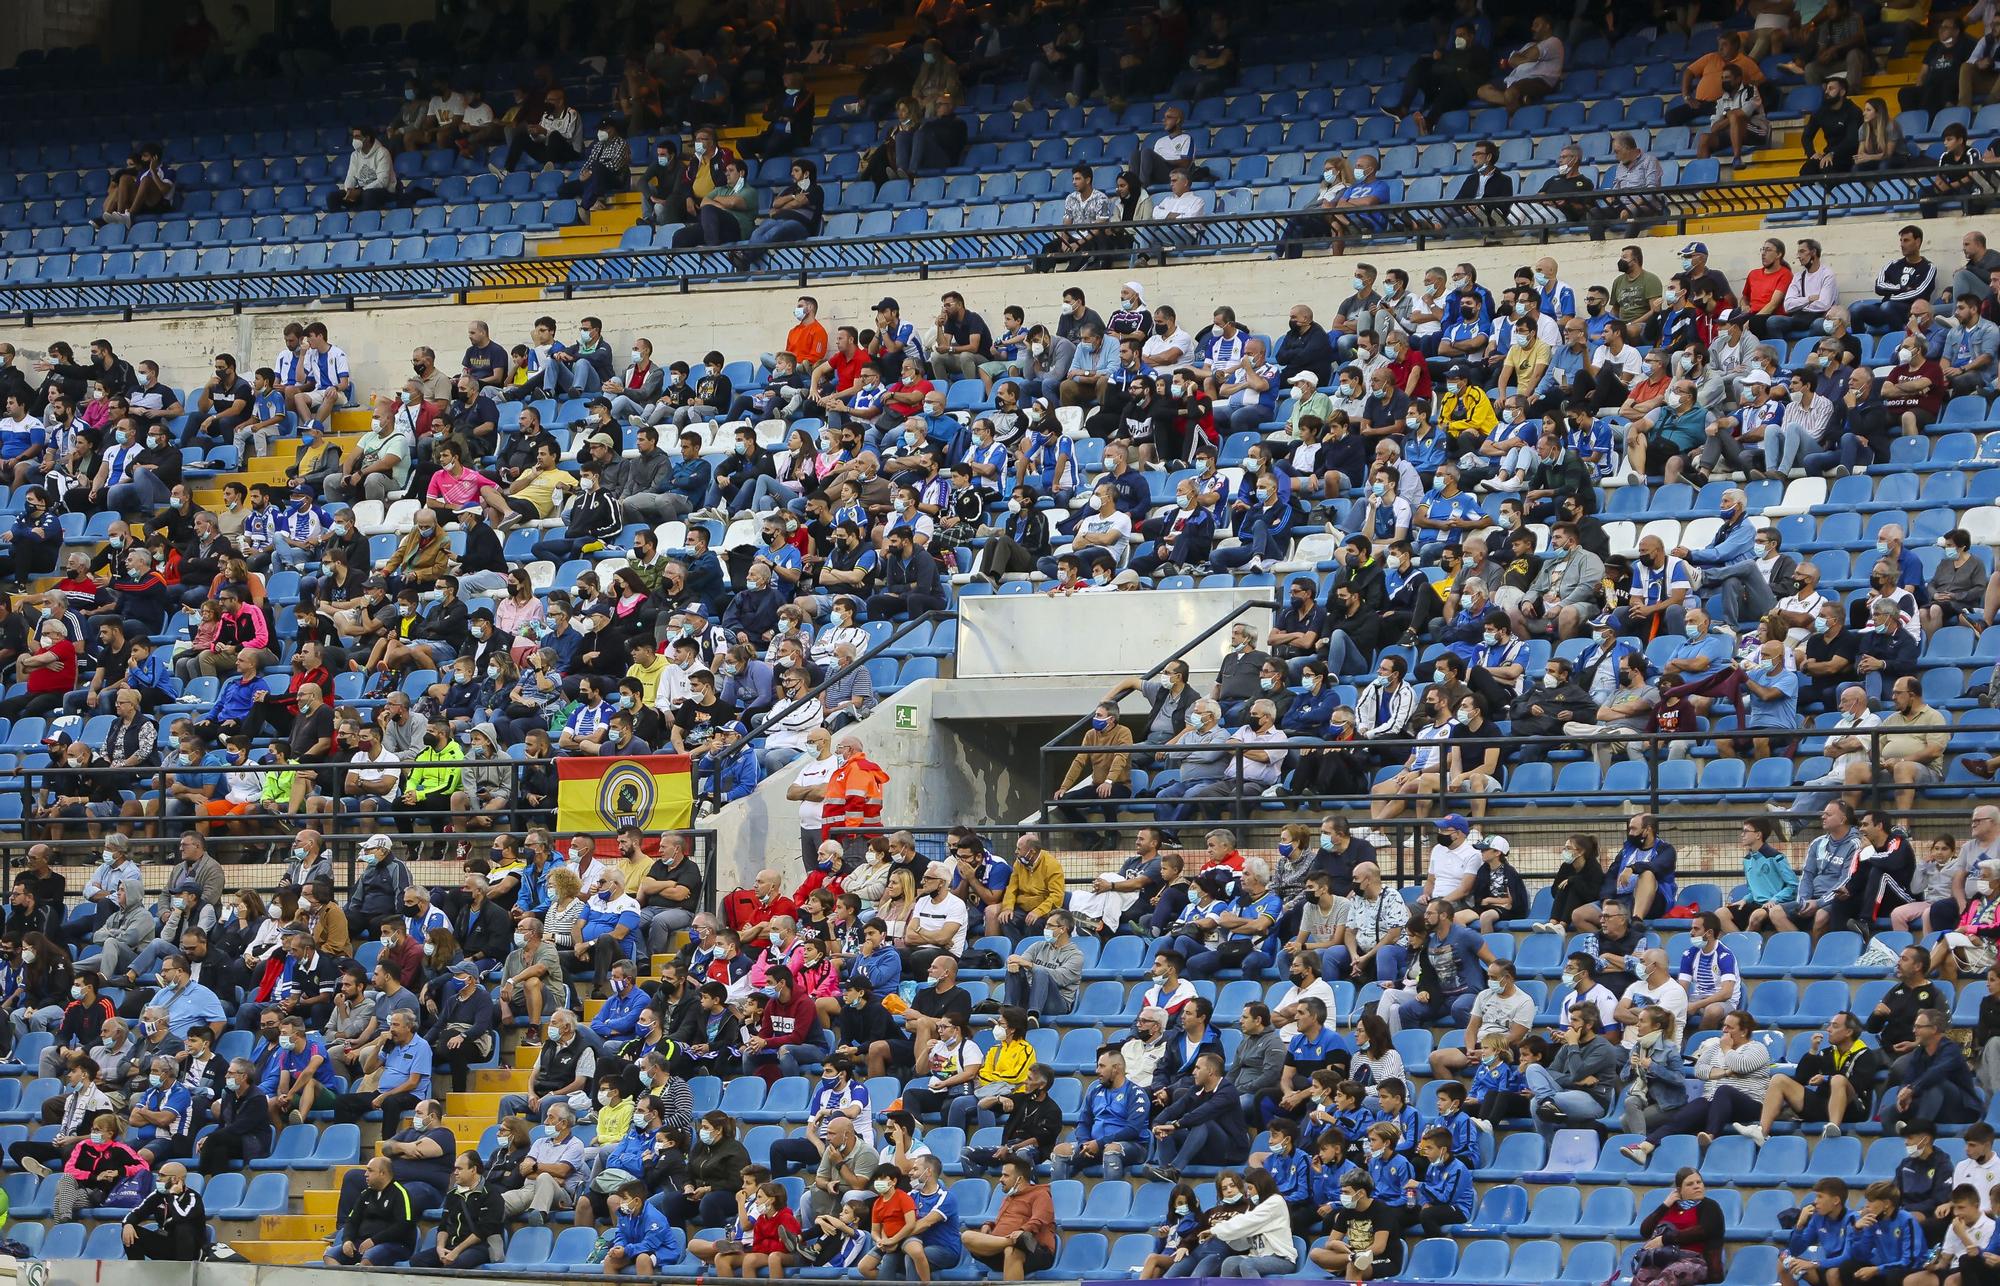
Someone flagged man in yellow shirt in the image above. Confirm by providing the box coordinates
[1495,328,1550,401]
[625,639,668,706]
[501,440,578,529]
[992,832,1066,939]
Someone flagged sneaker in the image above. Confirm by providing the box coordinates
[1731,1123,1767,1146]
[1822,1123,1842,1138]
[1618,1143,1649,1163]
[1472,1117,1493,1136]
[487,163,507,179]
[20,1155,49,1179]
[1143,1164,1181,1184]
[1535,1100,1561,1122]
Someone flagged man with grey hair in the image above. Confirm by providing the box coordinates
[1150,698,1233,825]
[1625,376,1710,483]
[497,916,566,1036]
[128,1054,196,1165]
[195,1056,272,1170]
[498,1008,594,1118]
[502,1102,584,1224]
[1673,485,1774,625]
[1002,909,1084,1015]
[1188,857,1282,975]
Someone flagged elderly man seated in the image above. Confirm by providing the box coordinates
[1843,675,1947,813]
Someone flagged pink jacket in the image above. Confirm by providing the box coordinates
[745,937,805,991]
[63,1138,147,1184]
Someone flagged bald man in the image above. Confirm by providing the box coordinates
[121,1161,208,1261]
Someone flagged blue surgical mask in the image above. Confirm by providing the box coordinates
[1432,667,1448,684]
[1684,625,1701,641]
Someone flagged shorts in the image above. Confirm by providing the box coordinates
[203,800,254,817]
[1945,931,1998,974]
[1797,1084,1835,1122]
[976,1243,1054,1275]
[920,1243,962,1271]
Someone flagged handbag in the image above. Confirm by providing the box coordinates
[106,1167,156,1209]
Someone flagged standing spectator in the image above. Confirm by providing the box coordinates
[1668,31,1764,126]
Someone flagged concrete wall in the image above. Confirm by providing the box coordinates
[1,212,1969,403]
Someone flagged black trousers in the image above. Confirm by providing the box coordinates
[127,1225,204,1261]
[332,1087,417,1126]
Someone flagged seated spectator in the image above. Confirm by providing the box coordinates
[557,118,629,221]
[1668,31,1764,128]
[1788,0,1871,85]
[96,143,177,230]
[1695,65,1770,162]
[1476,15,1563,113]
[326,128,398,213]
[490,87,581,176]
[671,158,756,248]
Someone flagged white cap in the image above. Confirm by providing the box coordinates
[1290,370,1319,389]
[1477,835,1511,855]
[361,833,394,852]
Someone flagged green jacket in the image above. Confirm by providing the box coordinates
[405,741,464,800]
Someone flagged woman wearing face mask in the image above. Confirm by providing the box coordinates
[1621,1004,1692,1135]
[1171,1166,1297,1278]
[1138,1181,1210,1278]
[1632,1168,1727,1286]
[663,1110,753,1228]
[970,482,1053,586]
[48,1111,149,1221]
[1621,1010,1769,1166]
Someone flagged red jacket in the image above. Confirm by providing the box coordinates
[756,987,817,1048]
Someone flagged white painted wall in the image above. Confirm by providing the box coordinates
[1,212,1967,406]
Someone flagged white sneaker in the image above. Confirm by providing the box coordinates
[1472,1117,1493,1136]
[1731,1123,1767,1146]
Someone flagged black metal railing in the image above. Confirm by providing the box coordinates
[0,167,1969,317]
[0,753,719,903]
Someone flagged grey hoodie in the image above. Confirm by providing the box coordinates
[94,877,157,953]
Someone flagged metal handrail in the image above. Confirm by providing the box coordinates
[2,166,1969,318]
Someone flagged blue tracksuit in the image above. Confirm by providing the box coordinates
[1426,1109,1482,1167]
[1367,1150,1414,1207]
[1266,1146,1312,1202]
[1417,1158,1475,1218]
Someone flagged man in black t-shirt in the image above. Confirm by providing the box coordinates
[462,321,509,396]
[887,953,974,1073]
[928,290,993,384]
[641,834,704,955]
[1312,1172,1404,1278]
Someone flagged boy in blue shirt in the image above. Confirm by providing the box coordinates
[1374,1078,1421,1163]
[1425,1081,1484,1168]
[605,1179,685,1275]
[1258,1117,1318,1235]
[1308,1130,1350,1233]
[1469,1033,1532,1131]
[240,367,289,461]
[1782,1177,1853,1286]
[1408,1126,1476,1236]
[1363,1121,1414,1218]
[1839,1179,1927,1285]
[1331,1079,1378,1165]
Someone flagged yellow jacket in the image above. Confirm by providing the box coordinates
[1437,386,1498,436]
[975,1037,1037,1089]
[1000,851,1066,918]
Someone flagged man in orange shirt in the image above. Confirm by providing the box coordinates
[785,295,829,368]
[961,1157,1056,1280]
[1666,30,1764,127]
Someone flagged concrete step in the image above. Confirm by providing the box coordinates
[445,1090,517,1118]
[472,1065,535,1091]
[229,1240,326,1265]
[302,1189,340,1217]
[535,230,627,257]
[260,1212,339,1240]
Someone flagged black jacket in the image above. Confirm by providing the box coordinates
[346,1180,418,1248]
[456,899,512,963]
[435,1184,504,1253]
[996,1088,1064,1155]
[122,1186,208,1260]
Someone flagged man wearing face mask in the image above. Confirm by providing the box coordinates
[120,1159,206,1260]
[424,961,497,1094]
[328,126,399,212]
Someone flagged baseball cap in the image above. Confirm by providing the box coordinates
[1741,369,1773,388]
[873,297,899,312]
[448,960,481,979]
[587,431,617,451]
[1437,813,1470,835]
[1289,370,1319,388]
[1589,611,1617,631]
[364,575,388,590]
[1679,240,1709,256]
[721,720,749,736]
[1715,308,1739,325]
[1478,835,1511,855]
[361,833,394,852]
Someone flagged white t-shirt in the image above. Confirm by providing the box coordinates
[908,891,969,956]
[459,101,496,128]
[426,92,467,122]
[1143,328,1196,366]
[1944,1213,1996,1258]
[1471,985,1536,1036]
[1073,509,1135,568]
[1275,978,1339,1040]
[1428,841,1483,901]
[1155,191,1207,220]
[1954,1155,2000,1203]
[1506,36,1564,85]
[1560,980,1620,1029]
[1150,131,1194,163]
[1594,344,1646,380]
[791,753,839,829]
[1621,975,1689,1046]
[1230,726,1287,784]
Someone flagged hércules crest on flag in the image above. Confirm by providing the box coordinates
[556,755,694,832]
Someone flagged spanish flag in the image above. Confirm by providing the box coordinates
[556,754,695,833]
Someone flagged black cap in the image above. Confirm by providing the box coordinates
[873,297,899,312]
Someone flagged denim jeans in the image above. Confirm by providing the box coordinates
[1003,966,1076,1016]
[1522,1061,1605,1138]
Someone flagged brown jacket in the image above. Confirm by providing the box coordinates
[989,1181,1056,1252]
[385,527,451,584]
[1060,723,1134,792]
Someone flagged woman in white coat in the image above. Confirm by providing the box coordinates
[1169,1169,1298,1278]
